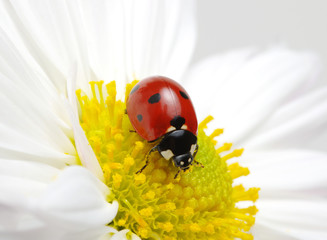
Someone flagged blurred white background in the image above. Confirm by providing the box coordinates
[194,0,327,77]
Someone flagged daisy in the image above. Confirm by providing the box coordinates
[0,1,326,240]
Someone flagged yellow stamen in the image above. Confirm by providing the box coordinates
[228,162,250,179]
[158,222,174,232]
[209,128,224,139]
[113,173,122,189]
[139,207,154,217]
[134,173,146,185]
[222,148,244,161]
[216,143,233,154]
[198,115,213,129]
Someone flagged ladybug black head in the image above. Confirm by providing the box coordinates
[173,152,193,170]
[137,130,200,178]
[156,130,199,179]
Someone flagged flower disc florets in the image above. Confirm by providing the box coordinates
[77,80,259,240]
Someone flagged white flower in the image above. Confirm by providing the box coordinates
[0,1,326,240]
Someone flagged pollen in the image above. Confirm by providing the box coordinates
[139,207,154,217]
[158,222,174,232]
[77,81,259,240]
[134,173,146,185]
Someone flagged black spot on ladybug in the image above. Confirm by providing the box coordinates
[170,115,185,129]
[179,91,189,99]
[137,114,143,122]
[130,84,140,95]
[148,93,161,104]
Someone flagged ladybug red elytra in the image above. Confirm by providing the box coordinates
[126,76,203,178]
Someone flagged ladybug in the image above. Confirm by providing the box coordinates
[126,76,203,178]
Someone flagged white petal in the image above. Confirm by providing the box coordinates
[255,199,327,240]
[238,149,327,196]
[0,0,93,92]
[65,82,104,180]
[253,223,301,240]
[78,0,196,83]
[35,167,117,227]
[244,86,327,151]
[182,48,256,120]
[0,159,59,184]
[0,0,196,96]
[65,62,104,180]
[0,28,76,167]
[0,165,117,240]
[104,229,141,240]
[183,47,322,147]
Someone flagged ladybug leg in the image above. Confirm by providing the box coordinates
[129,130,137,133]
[193,159,204,168]
[174,168,181,179]
[193,145,204,168]
[136,146,158,174]
[193,144,199,158]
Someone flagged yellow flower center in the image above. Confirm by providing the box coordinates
[77,80,259,240]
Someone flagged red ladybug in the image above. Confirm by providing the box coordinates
[126,76,203,178]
